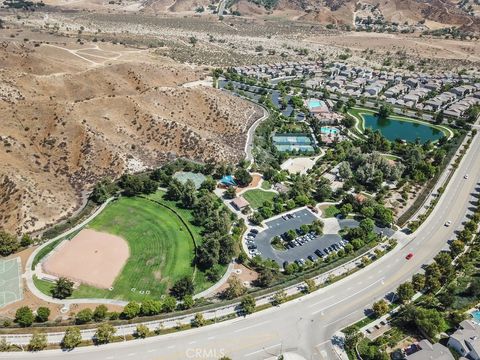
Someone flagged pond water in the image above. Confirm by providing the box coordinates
[362,113,444,143]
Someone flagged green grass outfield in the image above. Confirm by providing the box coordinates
[36,192,219,301]
[242,189,277,209]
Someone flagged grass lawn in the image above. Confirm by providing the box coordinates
[242,189,276,209]
[32,239,63,270]
[34,192,221,302]
[322,205,340,218]
[261,180,272,190]
[70,195,198,301]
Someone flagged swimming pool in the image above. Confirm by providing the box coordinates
[308,99,322,108]
[471,310,480,324]
[320,127,339,135]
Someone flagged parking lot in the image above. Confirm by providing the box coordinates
[247,209,395,266]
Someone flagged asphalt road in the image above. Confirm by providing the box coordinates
[3,132,479,360]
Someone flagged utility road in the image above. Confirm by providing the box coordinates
[2,134,480,360]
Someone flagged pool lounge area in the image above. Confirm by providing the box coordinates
[471,310,480,324]
[320,126,340,135]
[306,98,329,114]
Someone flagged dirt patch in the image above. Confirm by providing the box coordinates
[42,229,130,289]
[213,264,259,296]
[236,174,262,193]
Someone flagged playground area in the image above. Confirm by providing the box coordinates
[0,258,23,308]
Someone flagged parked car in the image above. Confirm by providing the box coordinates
[307,255,315,262]
[250,229,259,234]
[406,252,414,260]
[445,220,452,227]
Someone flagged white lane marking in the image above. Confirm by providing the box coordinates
[188,341,197,345]
[208,336,216,340]
[167,345,175,349]
[127,353,136,357]
[312,277,385,315]
[234,320,270,333]
[147,349,156,353]
[308,295,335,308]
[245,343,282,357]
[316,339,330,346]
[324,310,357,326]
[106,357,114,360]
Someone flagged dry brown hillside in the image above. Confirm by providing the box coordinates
[0,40,261,235]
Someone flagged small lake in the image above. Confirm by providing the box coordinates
[362,113,444,143]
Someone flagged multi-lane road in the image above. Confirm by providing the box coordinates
[2,131,479,360]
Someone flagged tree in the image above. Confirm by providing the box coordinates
[51,277,74,299]
[359,218,375,233]
[181,179,198,209]
[305,278,316,293]
[170,276,195,299]
[28,332,47,351]
[62,327,82,350]
[191,313,205,327]
[256,268,274,288]
[272,290,287,306]
[20,234,33,247]
[240,295,256,315]
[234,168,252,187]
[36,307,50,323]
[122,302,140,320]
[135,324,150,338]
[75,308,93,324]
[372,299,389,317]
[450,240,465,257]
[223,277,247,299]
[95,323,116,344]
[377,104,393,120]
[15,306,34,327]
[414,307,447,338]
[182,295,195,310]
[397,282,415,304]
[340,203,353,218]
[162,296,177,313]
[0,230,19,256]
[338,162,353,179]
[224,186,236,199]
[139,300,162,316]
[93,305,108,322]
[166,178,184,201]
[200,177,216,192]
[412,273,426,292]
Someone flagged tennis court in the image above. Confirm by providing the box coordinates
[0,258,23,307]
[173,171,207,189]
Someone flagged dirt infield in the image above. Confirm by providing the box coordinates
[42,229,129,289]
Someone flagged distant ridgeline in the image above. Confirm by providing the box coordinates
[3,0,45,9]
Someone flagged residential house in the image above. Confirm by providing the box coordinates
[447,320,480,360]
[406,339,454,360]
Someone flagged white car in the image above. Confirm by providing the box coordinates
[464,174,469,179]
[445,220,452,227]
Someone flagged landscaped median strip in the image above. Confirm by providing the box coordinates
[0,238,397,350]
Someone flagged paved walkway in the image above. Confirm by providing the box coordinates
[193,262,235,299]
